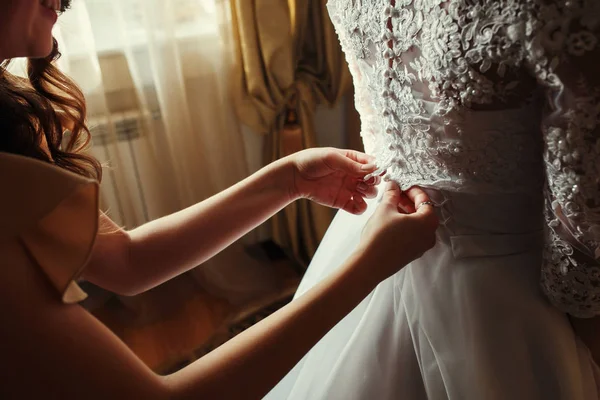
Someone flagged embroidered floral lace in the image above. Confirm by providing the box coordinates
[327,0,600,317]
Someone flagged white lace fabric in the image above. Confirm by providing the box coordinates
[327,0,600,317]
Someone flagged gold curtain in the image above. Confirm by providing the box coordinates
[231,0,350,266]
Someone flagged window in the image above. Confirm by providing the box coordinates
[57,0,222,57]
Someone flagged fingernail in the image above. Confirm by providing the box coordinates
[361,163,376,171]
[357,183,368,191]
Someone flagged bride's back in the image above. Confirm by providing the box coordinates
[327,0,600,319]
[327,0,593,195]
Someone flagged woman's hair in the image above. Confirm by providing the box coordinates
[0,38,101,181]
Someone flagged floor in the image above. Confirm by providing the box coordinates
[84,244,301,374]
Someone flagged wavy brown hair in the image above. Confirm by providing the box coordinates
[0,38,101,181]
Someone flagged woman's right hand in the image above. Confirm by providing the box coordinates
[356,181,439,284]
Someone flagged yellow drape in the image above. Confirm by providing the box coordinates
[231,0,350,266]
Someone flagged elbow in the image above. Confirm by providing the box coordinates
[86,230,150,297]
[109,283,147,298]
[159,373,209,400]
[107,234,161,297]
[104,262,150,298]
[93,277,146,299]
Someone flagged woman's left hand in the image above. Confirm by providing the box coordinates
[288,147,382,215]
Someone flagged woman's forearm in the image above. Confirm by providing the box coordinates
[8,242,381,399]
[164,250,378,400]
[124,157,296,294]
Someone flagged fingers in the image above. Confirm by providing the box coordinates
[404,187,432,213]
[404,186,439,227]
[356,182,379,199]
[338,149,376,166]
[363,174,383,186]
[342,195,368,215]
[381,181,402,208]
[363,168,387,183]
[397,191,415,214]
[328,151,377,177]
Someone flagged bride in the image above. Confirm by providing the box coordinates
[267,0,600,399]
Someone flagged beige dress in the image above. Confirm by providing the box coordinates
[0,151,99,304]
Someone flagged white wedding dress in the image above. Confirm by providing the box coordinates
[266,1,600,399]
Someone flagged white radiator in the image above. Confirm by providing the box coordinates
[88,109,161,146]
[86,109,162,227]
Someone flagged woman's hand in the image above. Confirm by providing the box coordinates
[288,147,381,215]
[356,182,439,284]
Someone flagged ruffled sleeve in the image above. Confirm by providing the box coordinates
[0,152,99,304]
[527,1,600,317]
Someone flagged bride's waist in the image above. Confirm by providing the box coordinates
[383,167,543,197]
[421,189,545,258]
[422,188,544,235]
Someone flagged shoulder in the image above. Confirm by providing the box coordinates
[0,152,99,304]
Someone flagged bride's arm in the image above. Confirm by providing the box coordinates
[531,2,600,360]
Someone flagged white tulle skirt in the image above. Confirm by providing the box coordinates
[265,188,600,400]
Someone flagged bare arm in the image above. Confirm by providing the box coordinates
[4,243,376,399]
[2,181,437,400]
[83,157,296,296]
[165,250,379,399]
[83,149,379,296]
[0,252,373,399]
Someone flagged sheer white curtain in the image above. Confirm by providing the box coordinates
[55,0,248,226]
[44,0,277,304]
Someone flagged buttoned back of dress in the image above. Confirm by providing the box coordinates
[327,0,600,317]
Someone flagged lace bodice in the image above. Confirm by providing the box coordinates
[327,0,600,317]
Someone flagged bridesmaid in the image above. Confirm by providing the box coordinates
[0,0,438,398]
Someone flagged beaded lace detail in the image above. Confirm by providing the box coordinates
[327,0,600,317]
